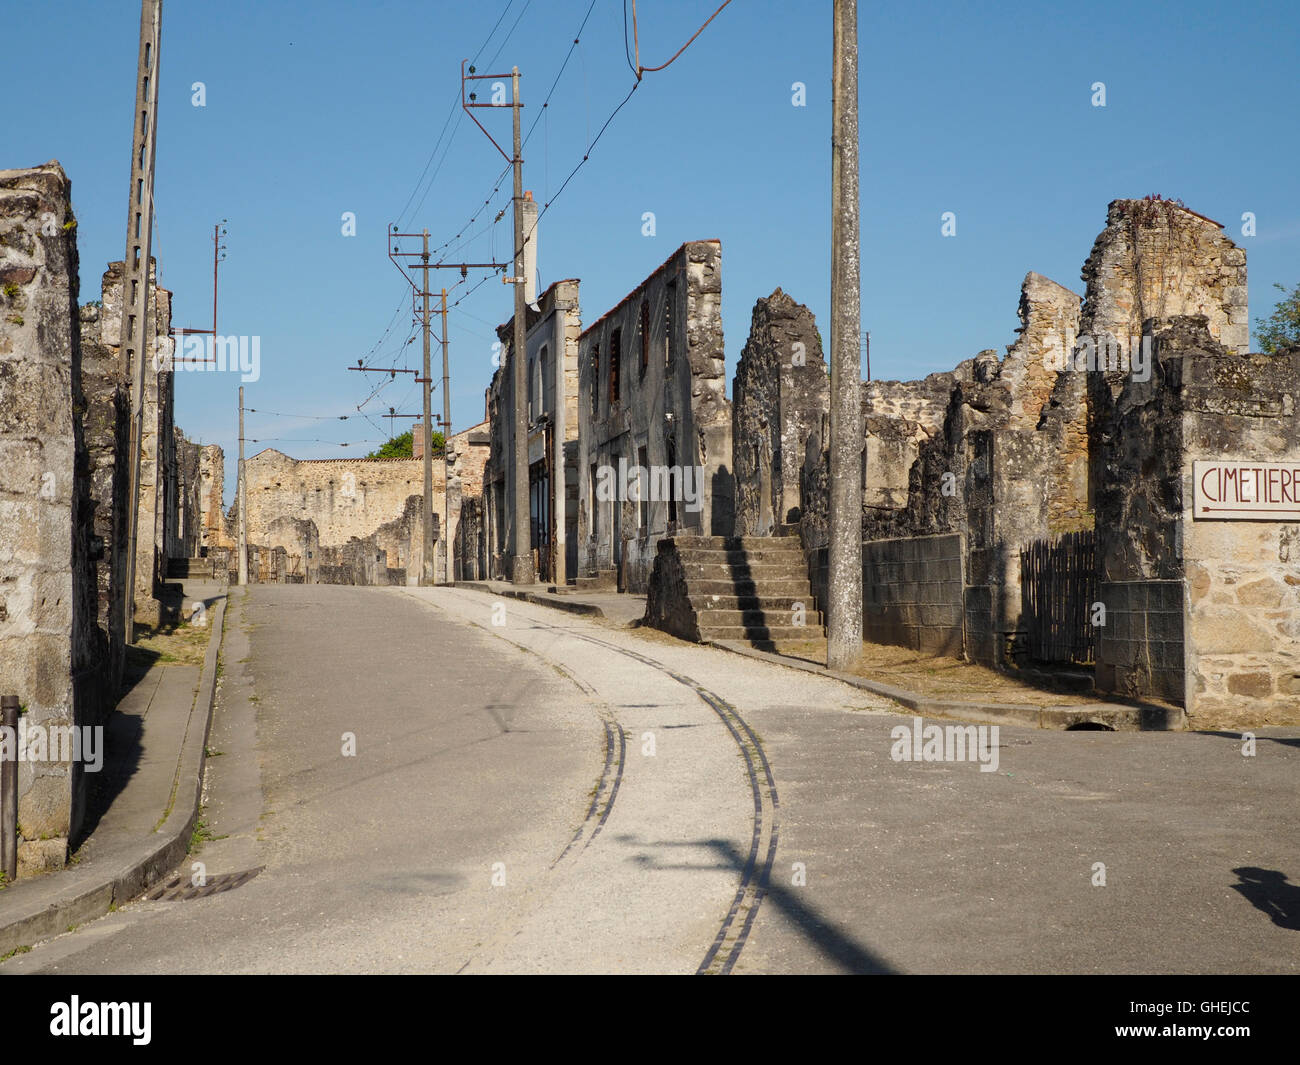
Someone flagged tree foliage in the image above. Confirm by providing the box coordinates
[1256,281,1300,353]
[365,429,445,459]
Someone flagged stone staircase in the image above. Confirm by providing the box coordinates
[167,557,219,580]
[646,534,821,647]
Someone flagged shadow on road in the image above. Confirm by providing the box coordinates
[1231,867,1300,932]
[618,833,895,973]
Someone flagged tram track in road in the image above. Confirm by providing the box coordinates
[406,587,780,976]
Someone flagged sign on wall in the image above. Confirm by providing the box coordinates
[1193,460,1300,520]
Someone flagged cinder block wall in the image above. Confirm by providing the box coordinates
[812,533,965,656]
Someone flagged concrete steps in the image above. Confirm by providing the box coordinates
[167,557,218,580]
[670,535,820,644]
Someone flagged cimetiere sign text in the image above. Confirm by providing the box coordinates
[1192,460,1300,519]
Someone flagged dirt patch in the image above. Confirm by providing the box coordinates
[770,637,1101,707]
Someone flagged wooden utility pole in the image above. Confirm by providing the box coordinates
[121,0,163,643]
[509,67,533,584]
[237,386,247,585]
[827,0,863,669]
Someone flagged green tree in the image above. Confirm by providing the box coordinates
[366,429,444,459]
[1255,281,1300,353]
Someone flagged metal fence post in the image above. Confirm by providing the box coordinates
[1,694,18,882]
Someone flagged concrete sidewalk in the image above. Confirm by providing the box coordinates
[450,582,1184,731]
[455,580,648,628]
[0,581,226,958]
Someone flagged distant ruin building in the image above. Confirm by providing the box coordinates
[238,419,489,585]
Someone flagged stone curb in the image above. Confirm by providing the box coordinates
[455,582,606,619]
[705,639,1187,732]
[0,594,227,958]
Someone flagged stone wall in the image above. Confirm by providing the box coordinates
[797,269,1083,665]
[77,299,129,714]
[732,288,829,536]
[482,280,581,583]
[0,162,97,870]
[1082,198,1249,511]
[241,449,440,582]
[1094,316,1300,724]
[97,258,174,625]
[576,240,733,592]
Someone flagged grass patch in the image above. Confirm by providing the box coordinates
[188,815,227,853]
[0,945,32,963]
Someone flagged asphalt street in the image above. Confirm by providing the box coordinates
[7,584,1298,974]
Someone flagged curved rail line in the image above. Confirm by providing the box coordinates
[417,587,780,976]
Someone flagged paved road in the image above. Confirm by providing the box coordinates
[7,585,1299,974]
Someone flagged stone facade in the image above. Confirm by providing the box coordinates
[483,280,581,583]
[0,163,98,870]
[1093,316,1300,725]
[576,240,733,593]
[77,299,130,716]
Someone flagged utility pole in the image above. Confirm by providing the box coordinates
[440,289,452,583]
[827,0,863,670]
[419,231,435,585]
[509,67,533,584]
[459,59,532,583]
[173,220,226,363]
[121,0,163,644]
[237,386,247,585]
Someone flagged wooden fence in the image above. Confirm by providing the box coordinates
[1020,530,1097,665]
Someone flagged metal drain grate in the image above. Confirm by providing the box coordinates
[146,866,264,902]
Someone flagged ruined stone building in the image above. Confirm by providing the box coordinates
[575,239,733,592]
[480,276,581,584]
[239,418,489,586]
[721,197,1296,728]
[1,162,210,873]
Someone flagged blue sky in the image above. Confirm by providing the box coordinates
[7,0,1298,501]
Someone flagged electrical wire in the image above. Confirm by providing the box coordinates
[633,0,734,75]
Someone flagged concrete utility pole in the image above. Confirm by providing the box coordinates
[419,230,435,586]
[440,288,451,583]
[510,66,534,584]
[827,0,863,670]
[121,0,163,643]
[237,386,247,585]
